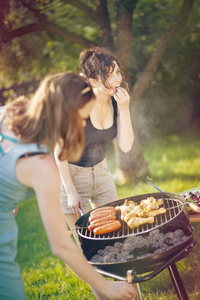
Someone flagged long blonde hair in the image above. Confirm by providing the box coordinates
[5,72,95,161]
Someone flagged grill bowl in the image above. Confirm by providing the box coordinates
[76,192,195,276]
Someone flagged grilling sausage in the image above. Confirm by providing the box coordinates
[89,211,116,223]
[93,220,121,235]
[89,214,116,224]
[90,206,116,216]
[88,219,115,232]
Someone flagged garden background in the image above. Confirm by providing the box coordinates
[0,0,200,298]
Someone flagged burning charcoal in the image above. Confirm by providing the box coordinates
[108,257,118,263]
[124,235,138,244]
[160,243,169,251]
[90,226,191,266]
[97,249,106,256]
[104,246,115,251]
[132,236,149,248]
[90,254,104,263]
[123,236,149,252]
[154,248,163,254]
[104,245,119,254]
[148,232,165,252]
[139,253,152,259]
[149,229,160,237]
[103,251,117,263]
[132,246,148,258]
[174,229,185,239]
[128,237,149,257]
[148,245,158,253]
[126,254,135,261]
[121,242,133,252]
[116,251,131,262]
[154,242,170,254]
[114,241,124,250]
[135,237,149,248]
[164,232,177,245]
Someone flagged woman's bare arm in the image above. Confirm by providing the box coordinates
[15,154,137,300]
[54,144,82,216]
[114,87,134,153]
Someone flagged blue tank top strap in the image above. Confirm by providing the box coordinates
[0,133,19,144]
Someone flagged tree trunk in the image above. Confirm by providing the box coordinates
[0,0,10,51]
[116,1,138,77]
[114,0,194,183]
[96,0,114,50]
[113,1,148,184]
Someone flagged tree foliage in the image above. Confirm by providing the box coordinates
[0,0,198,180]
[0,0,196,93]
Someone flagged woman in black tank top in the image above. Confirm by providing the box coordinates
[55,47,134,245]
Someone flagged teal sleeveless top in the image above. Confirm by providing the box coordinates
[0,106,47,300]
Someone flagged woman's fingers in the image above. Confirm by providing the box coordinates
[104,281,137,300]
[114,87,130,103]
[73,205,81,217]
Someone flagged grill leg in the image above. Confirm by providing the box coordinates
[168,263,189,300]
[136,283,143,300]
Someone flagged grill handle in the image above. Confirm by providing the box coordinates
[127,270,143,300]
[188,202,200,213]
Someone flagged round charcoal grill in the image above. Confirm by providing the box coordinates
[75,192,196,300]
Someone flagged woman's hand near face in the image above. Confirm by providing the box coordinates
[114,87,130,114]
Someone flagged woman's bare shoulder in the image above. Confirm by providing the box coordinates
[16,153,59,187]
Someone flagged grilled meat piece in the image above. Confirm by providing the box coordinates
[116,197,166,229]
[127,216,154,229]
[115,199,136,221]
[124,206,148,222]
[140,197,163,210]
[144,207,166,217]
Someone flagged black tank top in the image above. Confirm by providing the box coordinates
[72,97,118,167]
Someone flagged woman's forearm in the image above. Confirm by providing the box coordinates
[54,144,76,193]
[117,110,134,152]
[55,240,109,293]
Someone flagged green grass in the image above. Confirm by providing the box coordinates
[16,133,200,299]
[113,133,200,199]
[16,199,95,300]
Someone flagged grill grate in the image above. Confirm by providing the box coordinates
[76,197,185,240]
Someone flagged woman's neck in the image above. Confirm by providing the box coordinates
[93,89,111,106]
